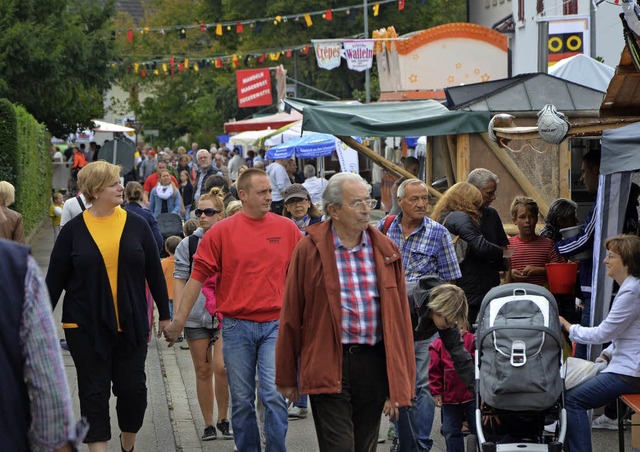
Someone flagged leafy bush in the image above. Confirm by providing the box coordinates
[0,99,51,237]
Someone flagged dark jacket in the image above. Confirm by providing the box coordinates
[276,221,417,407]
[123,201,164,252]
[180,180,194,206]
[0,240,30,450]
[46,210,170,358]
[441,210,503,307]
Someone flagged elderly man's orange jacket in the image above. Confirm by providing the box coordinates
[276,220,416,407]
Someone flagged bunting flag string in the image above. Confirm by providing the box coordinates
[118,0,404,40]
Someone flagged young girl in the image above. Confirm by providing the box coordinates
[429,322,476,452]
[49,192,64,240]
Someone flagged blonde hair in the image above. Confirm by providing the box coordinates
[0,181,16,206]
[427,284,468,327]
[225,200,243,217]
[510,195,539,220]
[76,161,121,203]
[198,186,225,211]
[431,182,483,225]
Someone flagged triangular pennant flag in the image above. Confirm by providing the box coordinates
[232,54,239,67]
[170,57,175,68]
[215,58,223,68]
[153,69,159,75]
[398,0,405,10]
[373,3,380,16]
[200,23,206,32]
[162,63,168,73]
[286,49,292,58]
[236,22,243,33]
[141,69,146,77]
[180,28,187,39]
[127,29,133,42]
[178,63,185,71]
[325,9,333,21]
[185,58,189,68]
[134,63,139,73]
[194,64,199,72]
[258,54,266,63]
[304,14,313,27]
[216,23,222,36]
[303,45,310,54]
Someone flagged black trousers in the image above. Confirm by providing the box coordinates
[66,329,148,443]
[310,344,388,452]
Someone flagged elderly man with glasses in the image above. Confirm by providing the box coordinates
[276,172,416,452]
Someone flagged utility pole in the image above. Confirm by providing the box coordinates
[364,0,370,103]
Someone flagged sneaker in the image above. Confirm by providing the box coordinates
[60,339,70,351]
[591,414,618,430]
[390,437,399,452]
[288,406,308,418]
[217,419,233,439]
[202,425,217,441]
[179,343,190,350]
[544,421,558,433]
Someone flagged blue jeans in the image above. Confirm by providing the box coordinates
[397,337,437,451]
[566,372,636,452]
[293,394,308,409]
[222,318,288,451]
[442,402,476,452]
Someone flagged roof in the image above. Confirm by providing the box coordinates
[600,47,640,117]
[224,110,303,133]
[286,99,490,137]
[445,73,605,112]
[549,54,614,92]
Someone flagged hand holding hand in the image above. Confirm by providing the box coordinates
[383,399,400,422]
[162,320,183,346]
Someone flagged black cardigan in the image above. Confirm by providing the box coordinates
[46,210,170,357]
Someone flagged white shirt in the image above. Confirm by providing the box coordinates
[266,162,291,202]
[60,194,92,227]
[302,177,328,206]
[569,275,640,378]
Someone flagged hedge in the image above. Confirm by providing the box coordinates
[0,99,51,237]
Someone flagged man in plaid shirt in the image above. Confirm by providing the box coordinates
[277,173,416,452]
[377,178,461,452]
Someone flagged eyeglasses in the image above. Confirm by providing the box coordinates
[195,208,221,217]
[286,198,308,206]
[606,252,619,260]
[348,198,378,210]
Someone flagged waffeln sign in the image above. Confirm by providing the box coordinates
[236,69,273,108]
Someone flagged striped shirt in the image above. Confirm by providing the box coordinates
[21,256,78,450]
[508,235,564,286]
[378,214,462,283]
[333,227,382,345]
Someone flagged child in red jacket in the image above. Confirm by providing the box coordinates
[429,324,476,452]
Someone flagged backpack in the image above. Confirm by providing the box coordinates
[407,275,446,341]
[443,212,468,264]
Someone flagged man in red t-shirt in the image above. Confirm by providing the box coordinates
[143,161,178,205]
[162,169,302,451]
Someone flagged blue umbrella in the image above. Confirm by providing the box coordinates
[266,133,336,160]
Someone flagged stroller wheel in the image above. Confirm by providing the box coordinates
[481,442,496,452]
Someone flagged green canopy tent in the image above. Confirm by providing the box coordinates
[284,99,491,197]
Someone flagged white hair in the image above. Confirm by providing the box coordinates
[322,173,371,212]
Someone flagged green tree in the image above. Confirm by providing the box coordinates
[117,0,466,143]
[0,0,117,138]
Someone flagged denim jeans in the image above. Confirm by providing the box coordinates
[565,372,636,452]
[396,336,437,451]
[442,402,476,452]
[222,317,288,451]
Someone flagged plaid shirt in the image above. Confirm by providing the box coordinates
[333,227,382,345]
[377,214,462,283]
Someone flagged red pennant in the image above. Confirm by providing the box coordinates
[286,49,292,58]
[170,57,175,68]
[325,9,333,20]
[302,45,309,54]
[215,59,222,68]
[398,0,405,10]
[178,63,185,71]
[141,69,146,77]
[236,22,243,33]
[200,23,206,32]
[258,54,266,63]
[127,29,133,42]
[170,69,175,75]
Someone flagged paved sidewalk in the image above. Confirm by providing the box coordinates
[29,224,629,451]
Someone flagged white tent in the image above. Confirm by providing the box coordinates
[590,121,640,358]
[228,129,275,155]
[548,54,615,92]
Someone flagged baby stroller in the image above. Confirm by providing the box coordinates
[474,283,566,451]
[156,213,183,257]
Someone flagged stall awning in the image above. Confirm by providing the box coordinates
[289,99,491,137]
[224,110,303,133]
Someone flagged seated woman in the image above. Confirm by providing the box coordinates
[560,234,640,452]
[148,169,182,218]
[540,198,578,243]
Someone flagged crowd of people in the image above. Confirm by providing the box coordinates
[1,140,639,452]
